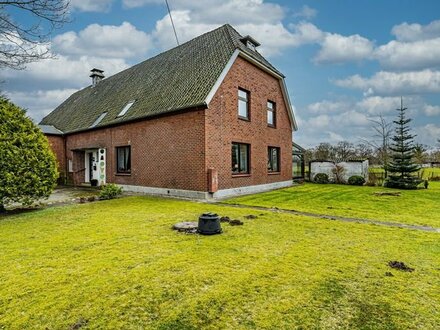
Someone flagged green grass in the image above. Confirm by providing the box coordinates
[226,182,440,228]
[0,197,439,329]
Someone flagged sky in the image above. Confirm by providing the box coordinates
[2,0,440,148]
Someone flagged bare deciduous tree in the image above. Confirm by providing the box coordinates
[363,115,392,176]
[0,0,70,70]
[413,143,427,165]
[334,141,355,162]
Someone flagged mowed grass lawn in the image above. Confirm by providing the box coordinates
[0,196,439,329]
[226,182,440,228]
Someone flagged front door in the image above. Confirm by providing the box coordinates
[88,152,94,182]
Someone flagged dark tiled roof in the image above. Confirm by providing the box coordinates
[40,24,285,133]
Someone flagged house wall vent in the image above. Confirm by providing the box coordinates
[90,68,105,86]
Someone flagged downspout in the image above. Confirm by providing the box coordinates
[63,135,68,185]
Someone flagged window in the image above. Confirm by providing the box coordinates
[117,100,135,117]
[268,147,280,172]
[90,112,107,128]
[116,146,131,174]
[238,89,249,119]
[232,143,250,174]
[267,101,276,127]
[246,40,256,51]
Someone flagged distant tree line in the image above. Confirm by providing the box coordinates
[304,141,440,167]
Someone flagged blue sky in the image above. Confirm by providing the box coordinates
[3,0,440,148]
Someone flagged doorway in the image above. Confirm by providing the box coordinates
[88,152,94,181]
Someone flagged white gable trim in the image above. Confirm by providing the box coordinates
[204,49,240,105]
[204,49,298,131]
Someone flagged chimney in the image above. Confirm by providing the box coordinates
[90,68,104,86]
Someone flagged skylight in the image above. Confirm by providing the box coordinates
[90,112,107,128]
[118,101,135,117]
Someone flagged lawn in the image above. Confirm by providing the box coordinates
[226,182,440,228]
[0,196,439,329]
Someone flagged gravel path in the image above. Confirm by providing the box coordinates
[212,202,440,233]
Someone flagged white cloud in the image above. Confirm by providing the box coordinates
[152,11,219,50]
[70,0,114,12]
[356,96,403,115]
[124,0,285,24]
[307,100,349,114]
[327,131,344,142]
[424,104,440,116]
[392,20,440,42]
[53,22,152,59]
[3,55,129,90]
[374,38,440,70]
[314,33,374,64]
[5,89,79,122]
[293,5,317,19]
[334,70,440,95]
[310,114,331,128]
[152,11,302,57]
[123,0,159,7]
[415,124,440,146]
[289,22,325,45]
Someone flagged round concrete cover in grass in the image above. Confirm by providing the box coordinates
[172,222,198,232]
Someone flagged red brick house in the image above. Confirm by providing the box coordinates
[40,24,298,199]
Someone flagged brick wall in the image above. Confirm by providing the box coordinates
[46,135,66,179]
[205,56,293,190]
[64,109,207,190]
[46,55,293,193]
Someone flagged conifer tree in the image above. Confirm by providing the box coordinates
[0,97,58,212]
[384,98,421,189]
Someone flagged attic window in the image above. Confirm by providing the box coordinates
[240,35,260,51]
[118,101,135,117]
[90,112,107,128]
[246,40,256,51]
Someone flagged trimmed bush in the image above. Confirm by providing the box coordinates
[314,173,329,184]
[348,175,366,186]
[99,184,123,200]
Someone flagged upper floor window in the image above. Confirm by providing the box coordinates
[238,88,249,120]
[232,142,250,174]
[268,146,280,172]
[267,101,276,127]
[116,146,131,174]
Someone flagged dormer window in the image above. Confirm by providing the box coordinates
[118,100,135,117]
[240,35,261,51]
[246,40,256,51]
[90,112,107,128]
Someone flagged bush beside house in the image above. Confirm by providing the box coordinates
[0,97,58,211]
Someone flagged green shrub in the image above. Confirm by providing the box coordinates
[348,175,366,186]
[0,97,58,212]
[99,184,123,200]
[314,173,329,184]
[383,177,423,190]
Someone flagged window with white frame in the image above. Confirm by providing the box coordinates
[238,88,249,119]
[267,101,276,127]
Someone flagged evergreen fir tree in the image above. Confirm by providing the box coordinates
[384,98,421,189]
